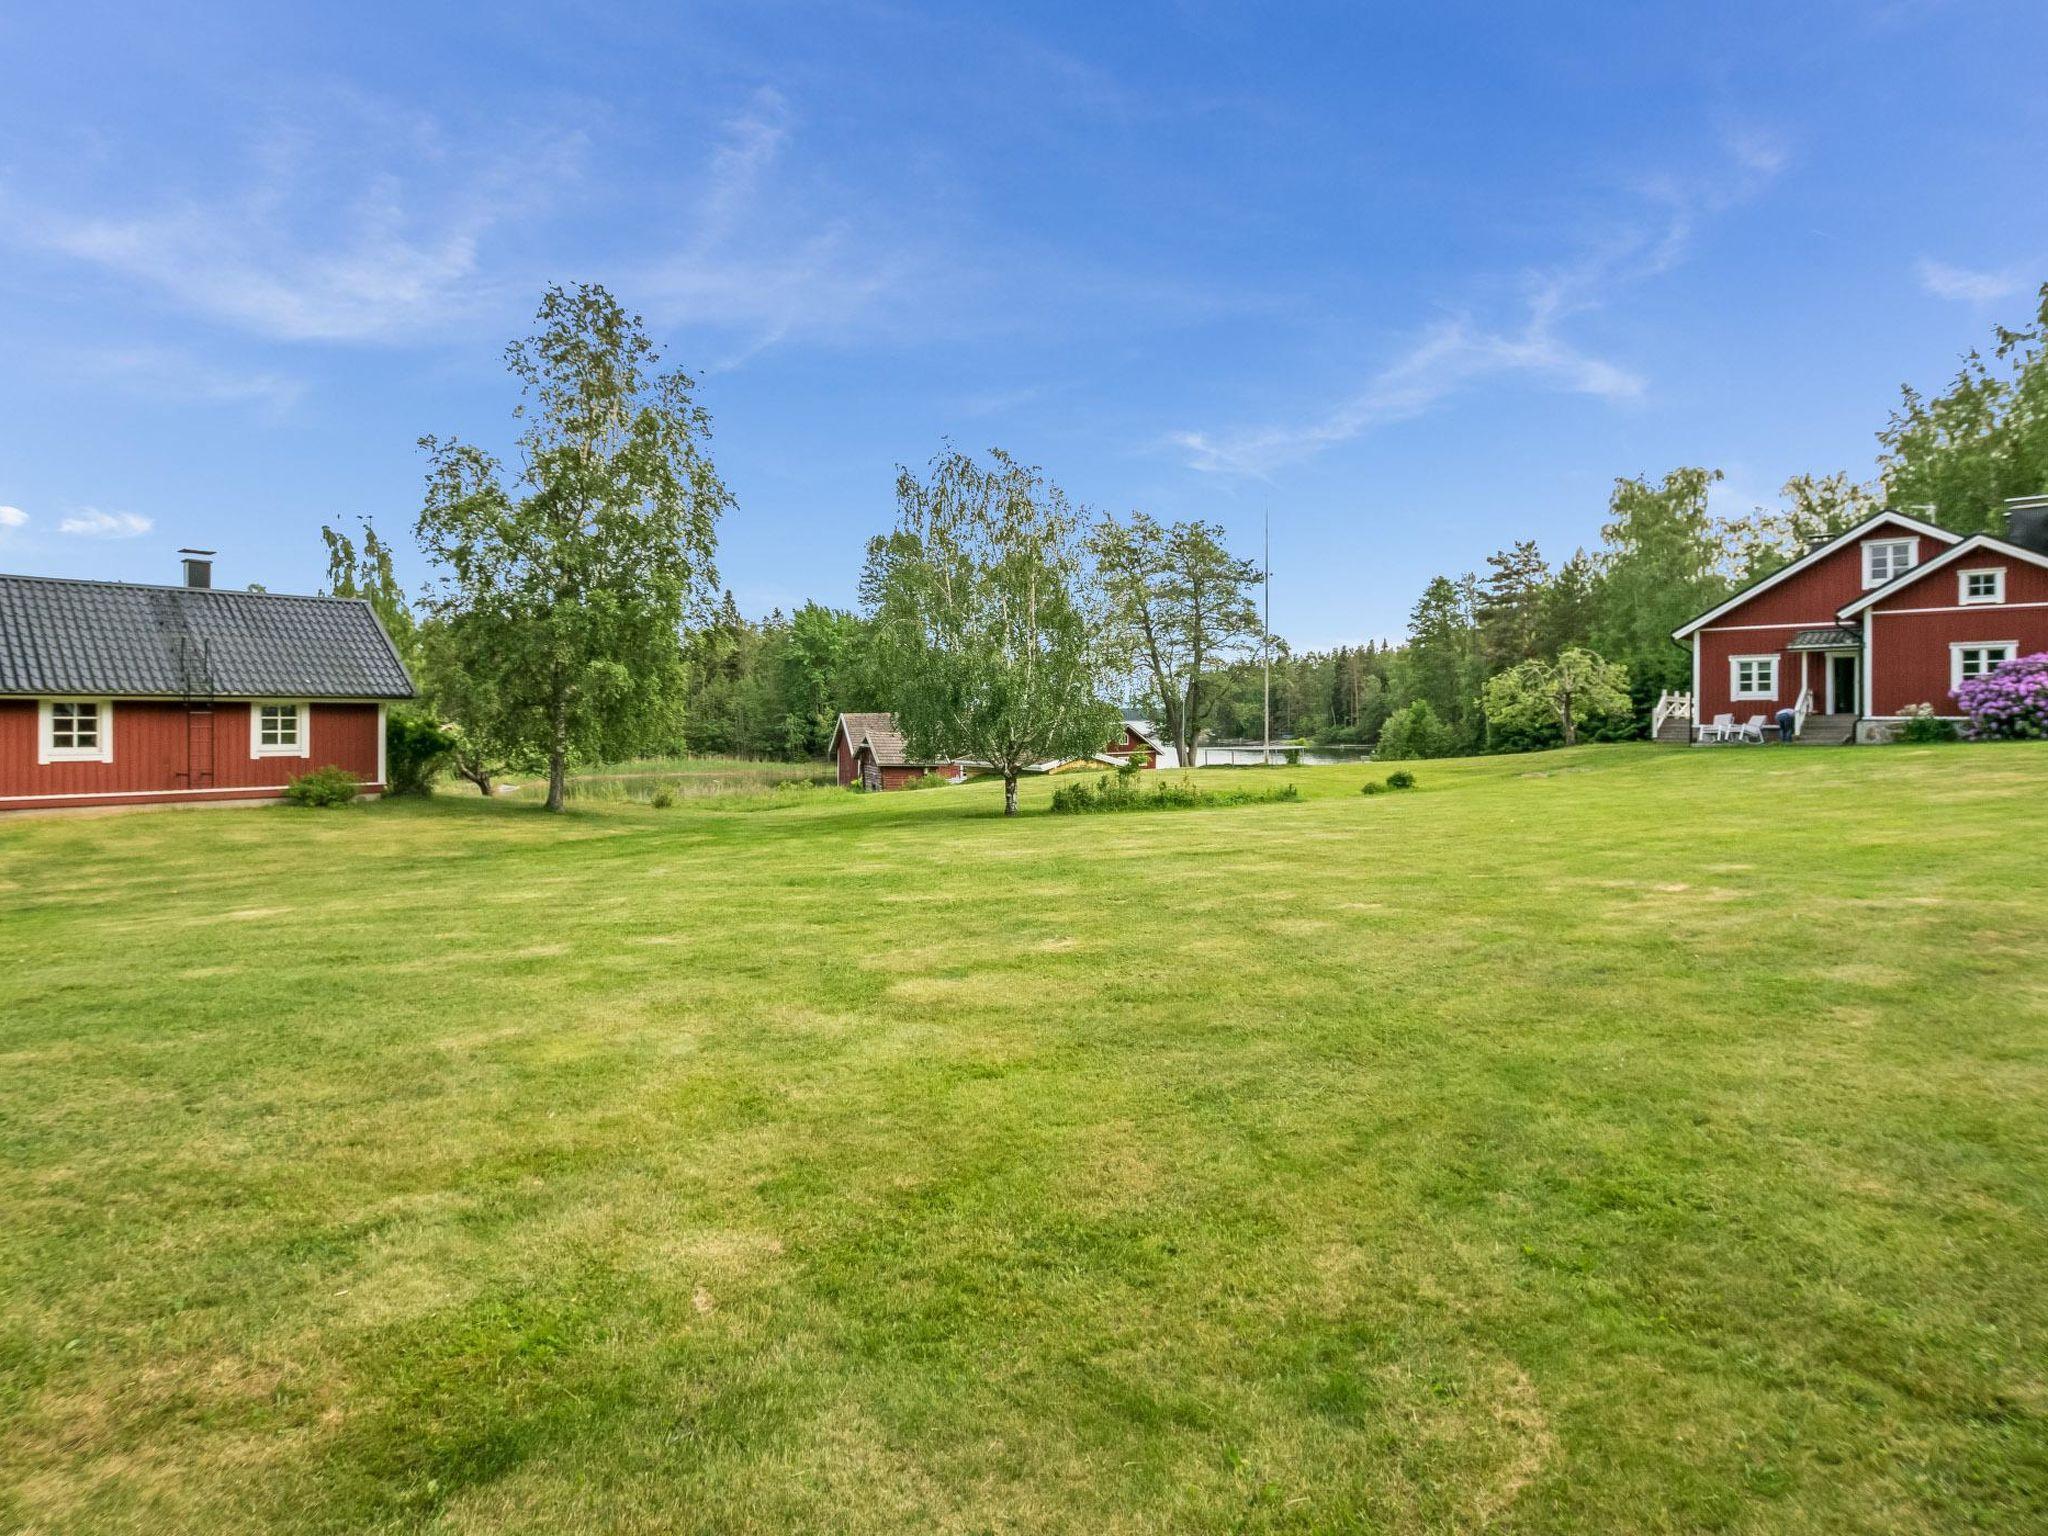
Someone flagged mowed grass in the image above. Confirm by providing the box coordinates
[1,745,2044,1533]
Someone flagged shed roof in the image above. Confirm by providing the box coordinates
[0,574,416,699]
[834,711,956,768]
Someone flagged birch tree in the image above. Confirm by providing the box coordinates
[1093,512,1264,768]
[416,284,729,811]
[862,448,1121,816]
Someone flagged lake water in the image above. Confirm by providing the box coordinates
[1152,743,1375,768]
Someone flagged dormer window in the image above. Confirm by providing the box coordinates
[1958,568,2004,605]
[1862,538,1918,588]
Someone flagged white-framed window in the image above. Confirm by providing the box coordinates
[1730,654,1778,700]
[38,699,114,764]
[1951,642,2016,692]
[1861,538,1918,588]
[250,701,310,758]
[1957,567,2005,605]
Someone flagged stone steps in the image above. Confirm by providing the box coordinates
[1794,714,1857,745]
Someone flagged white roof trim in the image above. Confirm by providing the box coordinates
[1837,531,2048,618]
[1669,510,1961,641]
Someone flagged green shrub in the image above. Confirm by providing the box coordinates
[1050,771,1296,815]
[283,765,361,808]
[1360,780,1384,796]
[1895,703,1960,744]
[384,708,458,795]
[649,788,676,809]
[1385,770,1417,789]
[1376,701,1458,760]
[906,771,956,790]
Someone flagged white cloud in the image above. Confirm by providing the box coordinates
[0,505,26,529]
[1174,301,1643,478]
[59,509,153,539]
[635,88,923,366]
[7,91,582,344]
[1173,136,1788,477]
[69,346,307,413]
[1917,259,2029,305]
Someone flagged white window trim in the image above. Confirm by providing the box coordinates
[1956,567,2005,606]
[37,698,115,765]
[250,700,311,759]
[1673,509,1959,639]
[1730,654,1778,701]
[1950,641,2018,693]
[1861,537,1919,590]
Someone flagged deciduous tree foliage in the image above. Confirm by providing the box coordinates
[415,284,729,811]
[1881,285,2048,533]
[1482,646,1632,749]
[1374,700,1457,760]
[1721,472,1882,581]
[320,517,420,677]
[321,516,455,794]
[863,448,1122,816]
[1094,512,1267,767]
[1591,467,1730,702]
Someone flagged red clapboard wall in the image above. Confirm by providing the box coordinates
[0,701,382,809]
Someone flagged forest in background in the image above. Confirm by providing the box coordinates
[675,286,2048,760]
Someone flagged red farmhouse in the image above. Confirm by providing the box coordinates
[832,712,1163,791]
[1668,496,2048,743]
[0,552,415,811]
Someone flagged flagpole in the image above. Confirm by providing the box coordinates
[1263,509,1271,767]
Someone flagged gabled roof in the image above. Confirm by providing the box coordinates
[1120,717,1165,752]
[831,711,957,768]
[1836,531,2048,618]
[1670,509,1960,641]
[0,574,415,699]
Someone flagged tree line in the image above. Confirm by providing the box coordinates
[329,280,2048,806]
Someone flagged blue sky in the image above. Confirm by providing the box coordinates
[2,1,2044,645]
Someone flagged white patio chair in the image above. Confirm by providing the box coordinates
[1735,714,1768,743]
[1698,712,1734,743]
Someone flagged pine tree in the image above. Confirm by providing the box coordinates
[1476,540,1550,672]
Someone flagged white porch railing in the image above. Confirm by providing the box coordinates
[1651,690,1693,738]
[1792,687,1814,738]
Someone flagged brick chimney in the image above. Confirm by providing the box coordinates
[179,548,215,588]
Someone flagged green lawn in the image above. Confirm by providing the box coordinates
[2,745,2044,1533]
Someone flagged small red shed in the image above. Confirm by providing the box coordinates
[830,712,968,791]
[0,554,415,811]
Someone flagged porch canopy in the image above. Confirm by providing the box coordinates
[1787,627,1860,651]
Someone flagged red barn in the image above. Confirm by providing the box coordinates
[1668,497,2048,742]
[0,552,415,811]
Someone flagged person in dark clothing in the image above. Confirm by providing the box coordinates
[1776,707,1798,744]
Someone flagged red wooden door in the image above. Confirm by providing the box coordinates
[186,708,215,788]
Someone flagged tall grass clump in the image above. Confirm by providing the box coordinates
[1051,760,1298,814]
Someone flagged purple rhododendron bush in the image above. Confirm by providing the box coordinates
[1955,652,2048,739]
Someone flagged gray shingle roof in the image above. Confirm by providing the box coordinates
[1788,627,1862,650]
[0,574,415,699]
